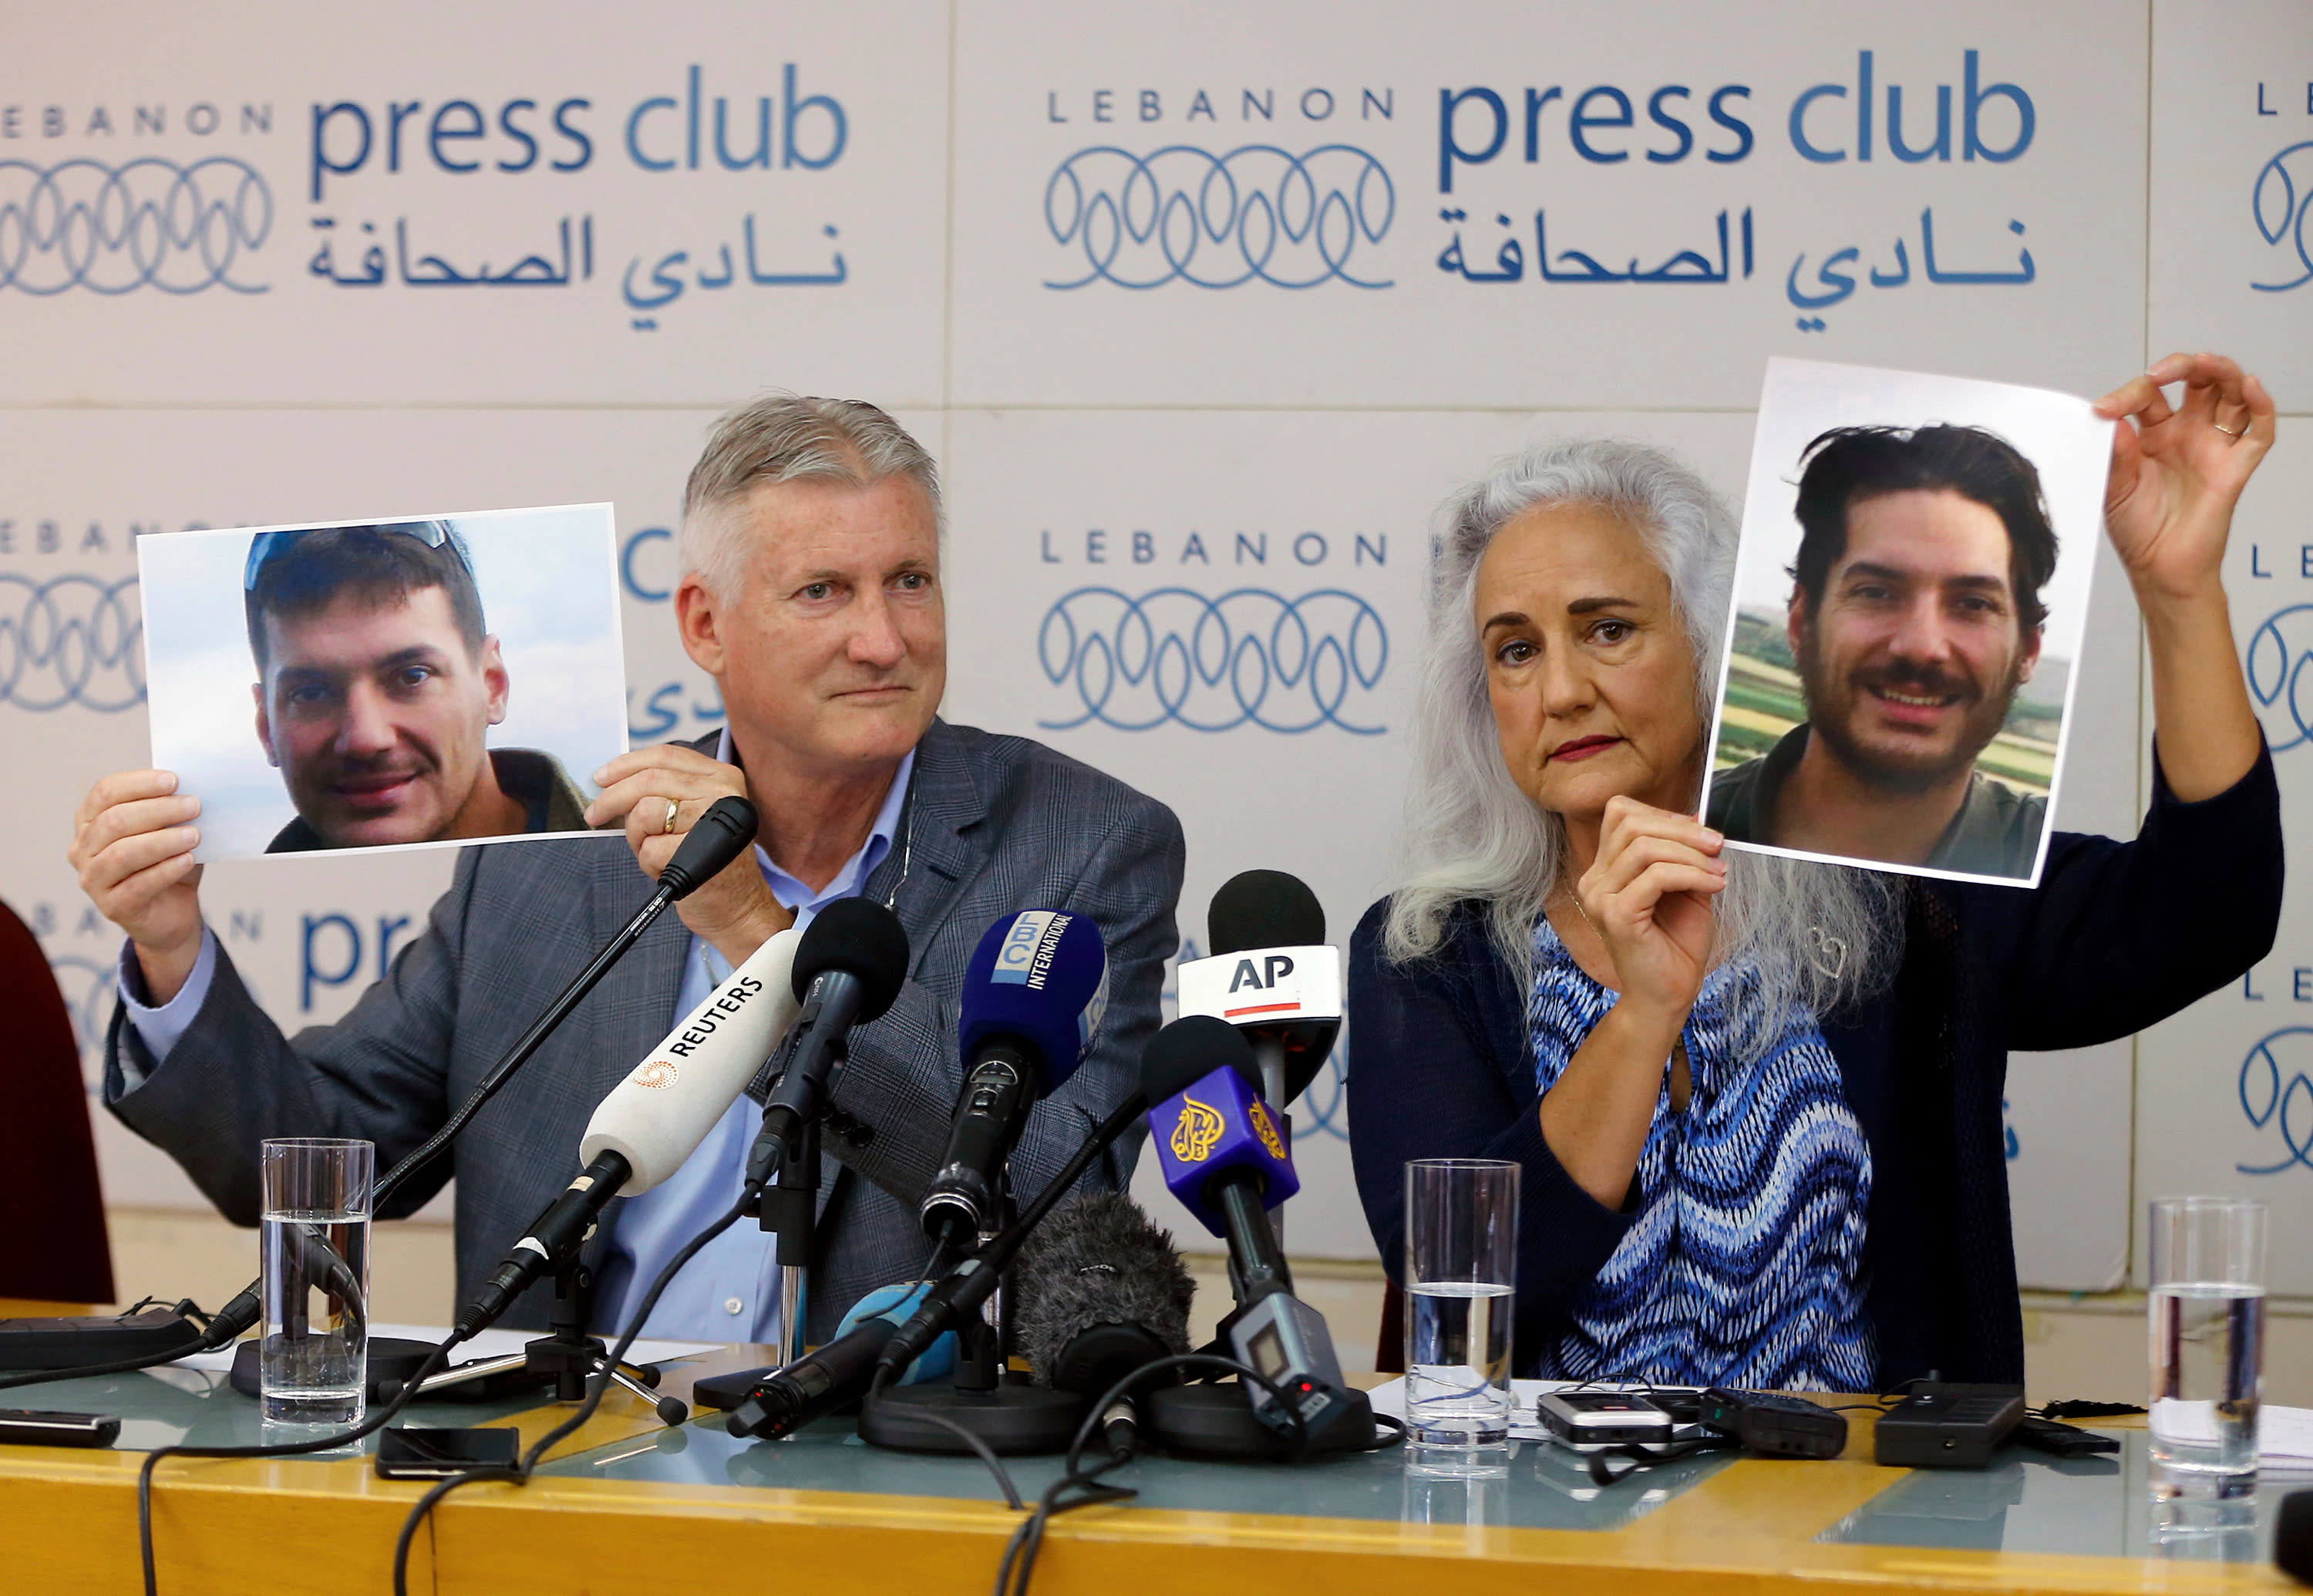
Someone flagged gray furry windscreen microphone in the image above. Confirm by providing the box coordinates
[1012,1191,1195,1395]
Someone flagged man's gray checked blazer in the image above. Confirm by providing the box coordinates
[104,720,1186,1338]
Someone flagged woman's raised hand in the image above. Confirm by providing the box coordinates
[1574,794,1726,1028]
[2095,351,2275,604]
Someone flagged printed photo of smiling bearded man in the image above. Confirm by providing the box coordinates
[243,520,590,852]
[1709,425,2055,879]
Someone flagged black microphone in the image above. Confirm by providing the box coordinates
[724,1315,899,1439]
[379,794,762,1211]
[2280,1490,2313,1585]
[872,1016,1244,1386]
[210,798,764,1359]
[746,898,911,1184]
[1012,1191,1194,1454]
[654,795,763,902]
[456,1150,631,1338]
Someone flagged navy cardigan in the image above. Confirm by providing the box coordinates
[1347,747,2281,1386]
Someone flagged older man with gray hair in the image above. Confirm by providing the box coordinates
[71,396,1185,1343]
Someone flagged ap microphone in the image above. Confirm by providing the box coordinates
[747,897,911,1181]
[919,910,1110,1248]
[1178,870,1342,1109]
[457,928,806,1336]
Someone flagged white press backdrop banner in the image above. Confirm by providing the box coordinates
[1,0,2306,1282]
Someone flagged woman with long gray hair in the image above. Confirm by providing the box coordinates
[1348,353,2281,1391]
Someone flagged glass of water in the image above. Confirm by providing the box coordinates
[260,1137,374,1426]
[2148,1195,2266,1501]
[1403,1157,1519,1446]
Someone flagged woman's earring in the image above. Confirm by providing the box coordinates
[1806,924,1847,982]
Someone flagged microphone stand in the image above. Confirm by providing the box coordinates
[1247,1033,1290,1251]
[749,1021,833,1367]
[766,1110,817,1368]
[858,1163,1083,1457]
[396,1257,684,1424]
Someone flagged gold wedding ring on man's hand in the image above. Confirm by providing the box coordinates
[661,796,680,836]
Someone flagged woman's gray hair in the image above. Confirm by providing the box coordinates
[680,394,944,601]
[1382,436,1902,1048]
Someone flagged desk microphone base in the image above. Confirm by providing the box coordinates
[859,1381,1082,1456]
[1145,1382,1375,1458]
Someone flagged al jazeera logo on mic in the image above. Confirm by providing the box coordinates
[1155,1069,1293,1185]
[1170,1094,1227,1162]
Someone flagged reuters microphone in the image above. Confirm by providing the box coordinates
[456,928,804,1338]
[579,928,805,1192]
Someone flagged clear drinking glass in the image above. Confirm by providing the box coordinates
[2147,1195,2266,1501]
[1403,1157,1519,1446]
[260,1138,374,1426]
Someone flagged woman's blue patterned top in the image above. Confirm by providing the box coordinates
[1527,916,1876,1390]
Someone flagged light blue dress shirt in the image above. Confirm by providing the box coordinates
[120,740,915,1348]
[593,746,912,1344]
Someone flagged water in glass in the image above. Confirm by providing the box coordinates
[2149,1281,2264,1498]
[261,1211,370,1426]
[1406,1281,1513,1444]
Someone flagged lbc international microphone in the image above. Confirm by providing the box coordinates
[746,898,911,1182]
[870,1015,1232,1386]
[1177,870,1342,1110]
[919,910,1110,1249]
[456,926,806,1338]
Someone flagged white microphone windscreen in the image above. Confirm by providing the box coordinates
[579,927,803,1194]
[1175,944,1344,1025]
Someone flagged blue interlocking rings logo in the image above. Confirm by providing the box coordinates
[1044,144,1395,290]
[0,157,272,295]
[1039,586,1388,734]
[0,573,145,711]
[2253,141,2313,294]
[2245,603,2313,753]
[2239,1025,2313,1175]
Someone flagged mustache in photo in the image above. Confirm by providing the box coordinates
[1857,658,1978,703]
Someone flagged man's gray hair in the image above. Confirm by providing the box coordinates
[679,395,944,600]
[1383,436,1903,1052]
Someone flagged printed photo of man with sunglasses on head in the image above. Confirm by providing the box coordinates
[242,519,589,851]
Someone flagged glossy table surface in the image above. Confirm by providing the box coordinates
[0,1300,2299,1595]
